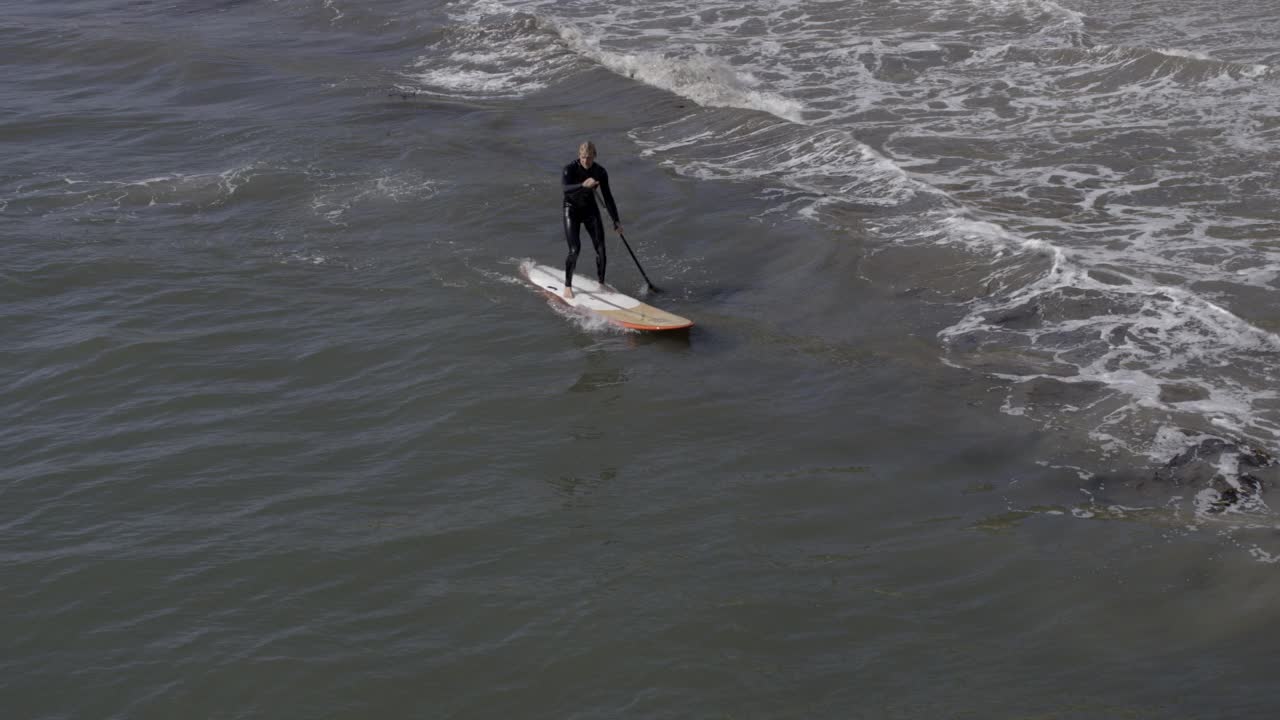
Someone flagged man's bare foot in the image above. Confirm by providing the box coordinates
[563,286,574,300]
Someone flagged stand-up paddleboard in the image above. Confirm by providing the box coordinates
[520,261,693,331]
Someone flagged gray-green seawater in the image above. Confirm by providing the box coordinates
[5,1,1280,718]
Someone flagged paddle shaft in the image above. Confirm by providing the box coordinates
[595,188,660,292]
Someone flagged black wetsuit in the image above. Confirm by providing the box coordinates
[562,160,620,288]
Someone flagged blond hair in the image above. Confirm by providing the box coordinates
[578,141,597,157]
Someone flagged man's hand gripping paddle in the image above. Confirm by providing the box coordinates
[596,188,661,295]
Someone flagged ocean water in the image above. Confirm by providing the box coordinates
[5,0,1280,717]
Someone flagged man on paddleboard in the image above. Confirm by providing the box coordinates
[561,141,623,299]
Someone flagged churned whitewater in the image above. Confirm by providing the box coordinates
[430,0,1280,516]
[6,1,1280,718]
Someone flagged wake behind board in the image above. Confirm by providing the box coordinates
[520,261,693,331]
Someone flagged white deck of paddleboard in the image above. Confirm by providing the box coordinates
[520,261,692,331]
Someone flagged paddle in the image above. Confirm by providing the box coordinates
[596,187,661,294]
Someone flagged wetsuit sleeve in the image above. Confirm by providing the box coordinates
[598,167,621,226]
[562,164,585,198]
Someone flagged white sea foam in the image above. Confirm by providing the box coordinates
[323,0,343,23]
[445,0,514,25]
[958,0,1086,39]
[471,0,1280,481]
[0,165,271,219]
[547,297,634,335]
[550,24,807,123]
[408,66,546,96]
[310,172,441,225]
[631,117,924,209]
[1155,47,1217,61]
[410,3,574,98]
[937,214,1280,454]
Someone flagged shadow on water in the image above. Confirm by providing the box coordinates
[574,327,693,354]
[628,327,693,351]
[567,367,628,394]
[544,468,617,510]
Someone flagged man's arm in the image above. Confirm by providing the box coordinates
[597,168,621,227]
[562,164,585,197]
